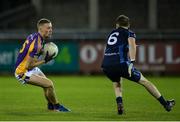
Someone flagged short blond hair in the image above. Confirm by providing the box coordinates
[37,18,51,29]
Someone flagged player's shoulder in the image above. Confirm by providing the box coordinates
[26,32,39,41]
[26,32,42,41]
[128,29,134,33]
[128,29,135,34]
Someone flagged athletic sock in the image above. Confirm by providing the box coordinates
[157,96,167,106]
[48,102,54,110]
[116,96,123,104]
[54,103,60,109]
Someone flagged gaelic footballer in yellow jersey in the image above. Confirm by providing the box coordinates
[14,18,70,112]
[15,32,43,77]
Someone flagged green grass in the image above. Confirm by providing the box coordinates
[0,75,180,121]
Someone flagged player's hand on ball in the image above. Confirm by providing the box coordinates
[44,51,55,63]
[39,48,44,55]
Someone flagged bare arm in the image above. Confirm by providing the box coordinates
[25,56,45,70]
[128,37,136,62]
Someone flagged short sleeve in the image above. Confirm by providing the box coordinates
[128,30,136,38]
[29,36,38,58]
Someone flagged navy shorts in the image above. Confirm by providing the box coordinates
[102,62,141,82]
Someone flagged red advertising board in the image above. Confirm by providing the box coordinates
[135,40,180,73]
[79,41,105,73]
[79,40,180,74]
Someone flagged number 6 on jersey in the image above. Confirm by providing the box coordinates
[107,32,119,45]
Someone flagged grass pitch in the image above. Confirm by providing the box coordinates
[0,75,179,121]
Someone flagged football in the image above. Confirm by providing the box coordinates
[43,42,58,58]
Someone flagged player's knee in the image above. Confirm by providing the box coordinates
[138,79,146,86]
[44,79,54,88]
[138,74,147,85]
[138,78,151,87]
[113,82,121,88]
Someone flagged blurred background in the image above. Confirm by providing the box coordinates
[0,0,180,75]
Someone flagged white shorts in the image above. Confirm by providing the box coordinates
[15,67,43,84]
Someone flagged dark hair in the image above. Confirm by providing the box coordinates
[37,18,51,28]
[115,15,130,27]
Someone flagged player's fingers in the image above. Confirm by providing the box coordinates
[128,66,130,76]
[52,52,56,57]
[128,64,133,77]
[50,53,56,59]
[128,67,131,77]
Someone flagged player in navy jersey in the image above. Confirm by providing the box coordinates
[101,15,175,115]
[14,18,70,112]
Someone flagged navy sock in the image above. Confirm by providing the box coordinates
[157,96,167,106]
[48,103,54,110]
[116,96,122,104]
[54,103,60,109]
